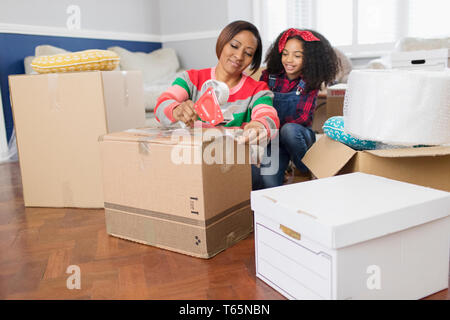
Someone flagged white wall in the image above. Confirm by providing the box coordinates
[0,0,160,34]
[158,0,228,35]
[0,0,256,68]
[160,0,230,69]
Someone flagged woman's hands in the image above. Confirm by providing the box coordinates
[172,100,198,127]
[173,103,268,145]
[238,121,268,145]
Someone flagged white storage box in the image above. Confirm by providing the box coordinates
[251,173,450,300]
[390,48,449,70]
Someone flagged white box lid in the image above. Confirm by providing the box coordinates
[251,173,450,249]
[390,48,448,60]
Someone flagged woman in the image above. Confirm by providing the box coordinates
[154,20,279,146]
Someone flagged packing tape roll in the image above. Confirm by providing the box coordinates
[201,79,229,105]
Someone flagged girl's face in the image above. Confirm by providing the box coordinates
[281,38,304,80]
[218,30,257,78]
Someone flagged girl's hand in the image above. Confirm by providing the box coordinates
[238,121,268,145]
[172,100,197,127]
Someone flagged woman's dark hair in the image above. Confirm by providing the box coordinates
[265,29,339,92]
[216,20,263,75]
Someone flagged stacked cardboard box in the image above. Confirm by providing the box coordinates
[326,84,347,119]
[9,71,145,207]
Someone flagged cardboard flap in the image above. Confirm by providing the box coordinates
[302,135,356,178]
[101,71,146,133]
[365,146,450,158]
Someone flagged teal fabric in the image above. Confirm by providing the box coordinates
[323,116,377,150]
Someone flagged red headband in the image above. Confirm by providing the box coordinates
[278,28,320,53]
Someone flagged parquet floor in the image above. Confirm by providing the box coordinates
[0,162,448,300]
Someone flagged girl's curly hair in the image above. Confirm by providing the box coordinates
[265,29,339,92]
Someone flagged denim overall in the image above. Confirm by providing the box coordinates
[251,75,316,190]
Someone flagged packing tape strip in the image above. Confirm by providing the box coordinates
[122,71,129,108]
[47,73,61,111]
[138,141,151,155]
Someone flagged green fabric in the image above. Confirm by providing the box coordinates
[172,77,191,97]
[224,109,252,127]
[253,95,273,108]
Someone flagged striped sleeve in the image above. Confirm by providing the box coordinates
[250,86,279,139]
[154,72,192,127]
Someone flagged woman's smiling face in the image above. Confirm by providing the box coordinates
[218,30,257,77]
[281,38,304,80]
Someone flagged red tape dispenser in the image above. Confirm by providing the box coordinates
[193,87,224,126]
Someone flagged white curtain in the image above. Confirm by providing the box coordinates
[0,88,18,163]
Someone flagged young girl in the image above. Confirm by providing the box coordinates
[252,28,339,190]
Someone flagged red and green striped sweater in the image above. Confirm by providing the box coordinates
[155,68,280,137]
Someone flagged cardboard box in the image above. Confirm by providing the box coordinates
[302,135,450,192]
[99,128,253,258]
[390,48,449,71]
[9,71,145,207]
[326,84,347,119]
[251,172,450,299]
[311,95,327,133]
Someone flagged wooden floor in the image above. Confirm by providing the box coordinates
[0,162,448,300]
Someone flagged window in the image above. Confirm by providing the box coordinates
[254,0,450,57]
[408,0,450,38]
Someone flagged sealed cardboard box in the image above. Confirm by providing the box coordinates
[251,172,450,299]
[326,84,347,119]
[99,127,253,258]
[302,135,450,192]
[9,71,145,207]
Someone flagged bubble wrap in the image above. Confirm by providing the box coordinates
[343,69,450,146]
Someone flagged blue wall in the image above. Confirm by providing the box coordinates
[0,33,161,141]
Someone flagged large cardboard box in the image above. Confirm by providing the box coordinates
[302,135,450,192]
[9,71,145,207]
[99,128,254,258]
[251,172,450,299]
[326,84,347,119]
